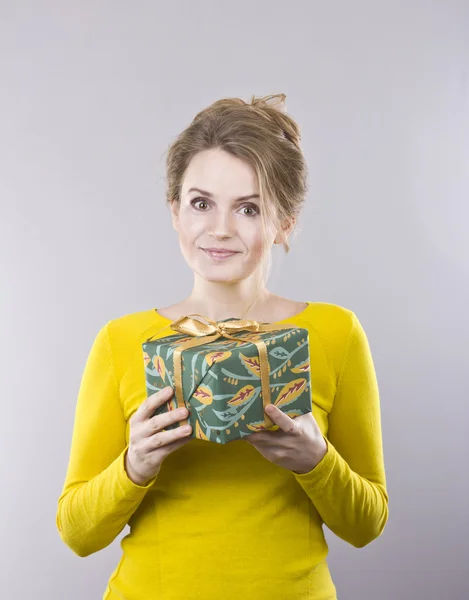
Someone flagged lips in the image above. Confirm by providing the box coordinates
[202,248,240,260]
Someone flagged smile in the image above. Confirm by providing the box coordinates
[202,249,240,261]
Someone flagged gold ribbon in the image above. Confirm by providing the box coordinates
[145,314,295,430]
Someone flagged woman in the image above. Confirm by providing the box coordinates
[56,94,388,600]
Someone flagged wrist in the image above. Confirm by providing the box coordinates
[124,449,151,486]
[293,437,328,474]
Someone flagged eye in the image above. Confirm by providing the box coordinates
[189,198,260,216]
[190,197,210,210]
[239,203,260,217]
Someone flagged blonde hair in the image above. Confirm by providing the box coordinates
[165,93,308,284]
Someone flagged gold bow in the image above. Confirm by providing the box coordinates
[145,314,295,431]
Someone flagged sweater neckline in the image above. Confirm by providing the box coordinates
[152,301,312,326]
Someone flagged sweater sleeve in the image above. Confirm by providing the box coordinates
[56,322,157,558]
[292,312,389,548]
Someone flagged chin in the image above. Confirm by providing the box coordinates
[191,261,254,283]
[197,270,246,284]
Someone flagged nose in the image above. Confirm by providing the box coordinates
[207,209,236,240]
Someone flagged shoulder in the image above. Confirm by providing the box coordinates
[100,307,166,380]
[301,301,356,339]
[106,307,160,339]
[298,301,361,381]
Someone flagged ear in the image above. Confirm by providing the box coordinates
[274,216,296,245]
[170,199,179,232]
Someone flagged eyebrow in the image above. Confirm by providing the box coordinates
[187,188,260,202]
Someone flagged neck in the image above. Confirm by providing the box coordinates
[185,275,271,322]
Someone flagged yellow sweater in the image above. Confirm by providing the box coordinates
[56,301,388,600]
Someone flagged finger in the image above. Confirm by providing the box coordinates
[146,405,189,435]
[247,430,284,446]
[135,386,175,422]
[264,404,297,434]
[146,423,192,451]
[245,429,277,444]
[165,434,193,451]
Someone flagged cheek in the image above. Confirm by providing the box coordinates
[249,233,264,251]
[243,221,271,248]
[178,213,204,239]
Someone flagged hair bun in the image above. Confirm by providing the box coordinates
[248,93,300,149]
[249,93,288,113]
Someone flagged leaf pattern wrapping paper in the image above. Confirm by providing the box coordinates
[142,321,313,444]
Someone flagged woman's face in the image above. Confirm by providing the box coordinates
[171,148,284,284]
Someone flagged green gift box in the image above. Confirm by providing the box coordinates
[142,316,313,444]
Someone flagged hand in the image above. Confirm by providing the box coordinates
[125,386,192,486]
[245,404,328,474]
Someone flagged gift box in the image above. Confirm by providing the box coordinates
[142,315,313,444]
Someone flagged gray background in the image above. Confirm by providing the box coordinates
[1,1,468,598]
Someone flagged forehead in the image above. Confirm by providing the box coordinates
[181,149,259,196]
